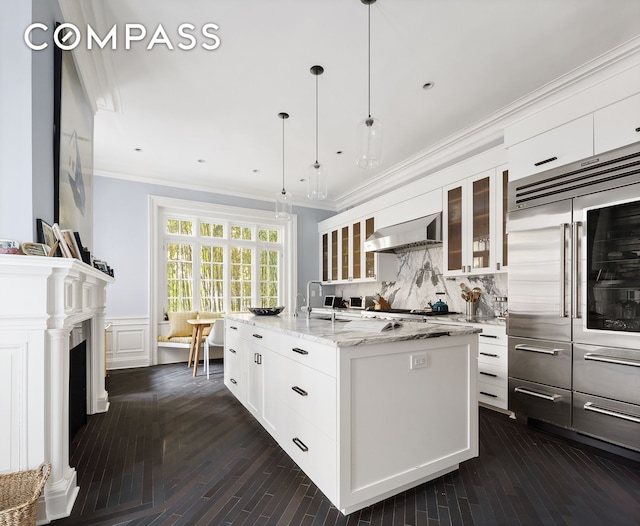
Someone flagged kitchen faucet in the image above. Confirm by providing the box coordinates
[294,293,306,317]
[306,280,323,319]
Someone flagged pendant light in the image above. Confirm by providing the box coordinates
[275,112,293,220]
[307,65,327,200]
[356,0,382,169]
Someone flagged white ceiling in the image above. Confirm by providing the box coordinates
[65,0,640,210]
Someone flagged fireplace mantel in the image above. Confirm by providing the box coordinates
[0,255,114,524]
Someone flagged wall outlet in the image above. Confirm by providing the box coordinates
[410,353,427,370]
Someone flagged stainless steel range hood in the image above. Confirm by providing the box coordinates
[363,212,442,253]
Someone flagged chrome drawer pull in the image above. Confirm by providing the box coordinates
[292,386,308,397]
[514,344,560,355]
[230,378,237,385]
[479,334,498,339]
[292,347,309,355]
[479,352,499,358]
[229,348,236,354]
[584,353,640,368]
[534,156,558,167]
[480,371,497,378]
[292,437,309,452]
[584,402,640,424]
[480,391,497,398]
[514,387,560,402]
[252,333,263,339]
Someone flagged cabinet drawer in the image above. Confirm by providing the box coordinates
[573,344,640,406]
[478,381,508,410]
[478,343,507,366]
[572,392,640,452]
[279,408,337,500]
[508,377,571,428]
[224,347,243,400]
[279,357,336,436]
[238,324,277,351]
[477,325,507,346]
[478,363,507,388]
[276,334,337,377]
[509,336,571,390]
[225,325,242,353]
[508,115,593,180]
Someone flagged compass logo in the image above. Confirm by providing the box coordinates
[24,22,221,51]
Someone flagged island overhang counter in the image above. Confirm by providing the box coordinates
[223,313,480,515]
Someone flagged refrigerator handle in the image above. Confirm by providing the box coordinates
[560,223,568,318]
[572,221,582,319]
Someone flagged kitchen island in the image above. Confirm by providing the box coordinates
[224,313,480,515]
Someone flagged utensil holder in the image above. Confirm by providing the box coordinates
[466,301,477,317]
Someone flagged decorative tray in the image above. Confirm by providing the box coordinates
[248,306,285,316]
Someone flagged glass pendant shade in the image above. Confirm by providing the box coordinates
[356,116,382,169]
[275,189,293,220]
[307,161,327,200]
[275,111,292,220]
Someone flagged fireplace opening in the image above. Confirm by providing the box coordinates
[69,339,87,444]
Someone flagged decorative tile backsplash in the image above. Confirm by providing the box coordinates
[334,246,508,317]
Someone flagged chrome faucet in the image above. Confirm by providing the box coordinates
[294,293,306,317]
[306,280,323,319]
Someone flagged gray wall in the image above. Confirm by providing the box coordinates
[93,176,334,318]
[0,0,61,242]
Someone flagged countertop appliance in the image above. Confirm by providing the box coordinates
[323,295,343,308]
[507,140,640,453]
[349,296,375,309]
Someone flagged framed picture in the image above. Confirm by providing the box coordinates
[62,229,81,259]
[52,223,73,258]
[53,25,94,253]
[21,242,50,257]
[36,218,60,256]
[94,260,108,273]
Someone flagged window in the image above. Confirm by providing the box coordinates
[155,200,294,317]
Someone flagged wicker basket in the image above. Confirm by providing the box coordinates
[0,463,51,526]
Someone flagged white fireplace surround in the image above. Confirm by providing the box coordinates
[0,255,113,524]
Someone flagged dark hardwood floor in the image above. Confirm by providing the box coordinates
[52,361,640,526]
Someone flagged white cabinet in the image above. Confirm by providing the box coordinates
[443,167,508,275]
[508,114,594,181]
[476,325,508,411]
[594,92,640,154]
[224,316,478,515]
[320,215,397,284]
[224,324,244,402]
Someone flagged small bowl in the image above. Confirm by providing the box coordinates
[248,306,285,316]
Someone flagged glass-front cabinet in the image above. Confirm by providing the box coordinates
[443,166,508,275]
[319,216,396,284]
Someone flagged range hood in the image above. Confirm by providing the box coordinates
[363,212,442,253]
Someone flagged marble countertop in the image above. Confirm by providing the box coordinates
[225,313,481,347]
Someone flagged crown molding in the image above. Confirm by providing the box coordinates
[58,0,122,114]
[335,35,640,212]
[94,169,339,212]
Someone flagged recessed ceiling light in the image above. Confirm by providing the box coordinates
[299,178,306,182]
[134,148,142,152]
[336,151,343,155]
[253,169,260,173]
[422,81,435,90]
[197,159,206,163]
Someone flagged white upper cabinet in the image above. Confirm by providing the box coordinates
[508,115,594,181]
[443,167,508,276]
[594,92,640,154]
[319,215,397,284]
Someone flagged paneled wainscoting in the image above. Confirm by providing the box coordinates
[52,361,640,526]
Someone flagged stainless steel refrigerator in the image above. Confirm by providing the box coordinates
[507,140,640,452]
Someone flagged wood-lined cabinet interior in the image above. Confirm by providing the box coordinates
[320,216,396,284]
[443,167,508,276]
